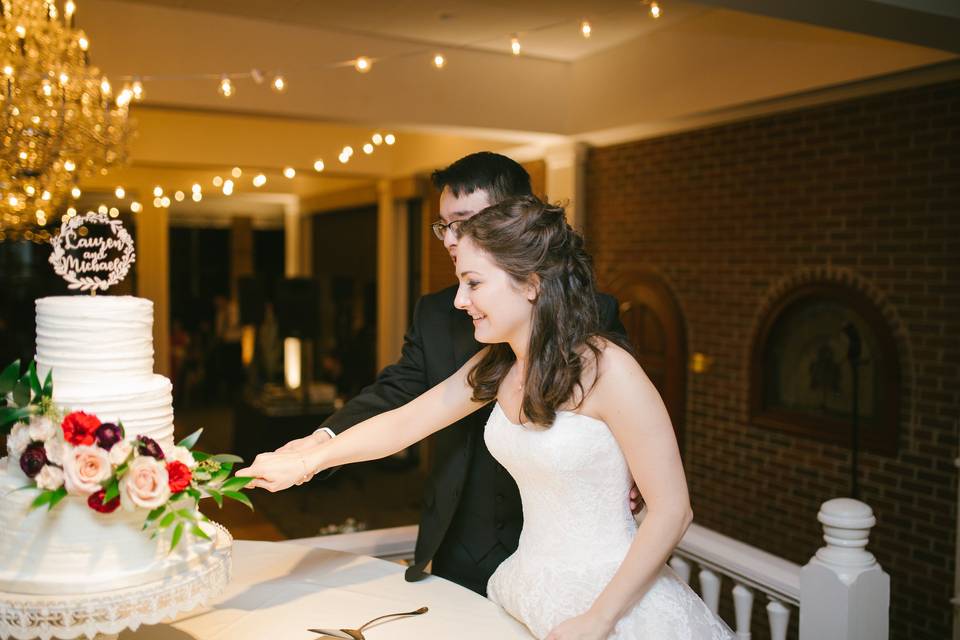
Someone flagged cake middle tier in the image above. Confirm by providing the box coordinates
[52,374,175,447]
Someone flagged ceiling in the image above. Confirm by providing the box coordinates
[70,0,958,221]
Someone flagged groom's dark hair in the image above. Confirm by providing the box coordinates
[431,152,533,203]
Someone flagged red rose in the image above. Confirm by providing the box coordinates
[87,489,121,514]
[166,461,192,493]
[62,411,100,446]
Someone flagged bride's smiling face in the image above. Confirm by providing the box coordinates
[453,237,537,345]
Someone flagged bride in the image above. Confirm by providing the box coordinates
[238,196,733,640]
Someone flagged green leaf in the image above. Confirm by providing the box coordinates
[192,451,210,462]
[0,360,20,395]
[159,511,176,528]
[41,369,53,399]
[220,476,253,492]
[30,490,53,510]
[206,488,223,508]
[192,471,212,482]
[223,490,253,510]
[146,506,165,522]
[46,487,68,511]
[104,479,120,503]
[170,522,184,551]
[186,487,202,501]
[210,467,229,484]
[210,454,243,464]
[177,428,203,450]
[27,362,42,398]
[191,524,211,541]
[175,508,195,519]
[12,377,31,408]
[0,406,35,433]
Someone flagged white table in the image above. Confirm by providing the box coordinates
[121,540,533,640]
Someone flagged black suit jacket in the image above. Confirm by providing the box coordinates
[320,284,626,582]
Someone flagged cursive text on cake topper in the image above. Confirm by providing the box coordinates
[49,212,136,292]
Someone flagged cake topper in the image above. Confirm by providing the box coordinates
[48,212,136,292]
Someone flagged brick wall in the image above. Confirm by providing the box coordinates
[586,79,959,639]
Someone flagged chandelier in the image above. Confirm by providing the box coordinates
[0,0,133,243]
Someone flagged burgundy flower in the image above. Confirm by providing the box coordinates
[19,442,48,478]
[166,461,192,493]
[95,423,124,451]
[137,435,164,460]
[87,489,121,514]
[61,411,100,446]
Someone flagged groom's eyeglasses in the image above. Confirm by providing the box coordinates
[430,219,465,241]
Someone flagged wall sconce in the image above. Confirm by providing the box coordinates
[690,352,713,374]
[284,337,301,389]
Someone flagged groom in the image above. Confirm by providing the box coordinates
[298,152,628,595]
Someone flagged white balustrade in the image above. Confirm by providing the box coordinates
[732,583,753,639]
[670,555,692,583]
[767,598,791,640]
[699,567,722,614]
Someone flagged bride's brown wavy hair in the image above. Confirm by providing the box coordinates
[456,196,629,427]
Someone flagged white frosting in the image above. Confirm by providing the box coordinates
[0,295,212,596]
[0,460,213,595]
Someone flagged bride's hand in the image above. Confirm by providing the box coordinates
[275,429,331,454]
[235,450,320,493]
[545,613,612,640]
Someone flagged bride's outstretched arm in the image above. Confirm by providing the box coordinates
[550,344,693,639]
[236,348,489,492]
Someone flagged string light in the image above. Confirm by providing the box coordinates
[433,54,446,69]
[384,134,396,145]
[253,173,267,187]
[372,133,383,145]
[222,180,234,195]
[131,78,144,101]
[174,190,185,202]
[313,160,324,172]
[283,167,296,179]
[161,196,171,207]
[338,151,349,164]
[192,183,202,193]
[231,167,242,178]
[271,75,286,93]
[511,36,521,56]
[71,187,81,199]
[98,204,108,214]
[192,192,202,202]
[250,68,264,84]
[354,57,372,73]
[130,202,142,213]
[342,146,353,158]
[153,197,162,208]
[212,176,223,187]
[581,21,592,38]
[363,143,373,154]
[109,207,119,218]
[153,185,163,197]
[218,76,234,98]
[650,2,661,18]
[64,160,76,172]
[114,186,125,199]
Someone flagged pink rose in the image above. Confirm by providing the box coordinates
[36,465,65,491]
[108,439,133,465]
[120,456,170,511]
[63,445,112,497]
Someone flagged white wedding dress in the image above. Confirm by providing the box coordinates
[485,403,734,640]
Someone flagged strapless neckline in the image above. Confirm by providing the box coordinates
[492,401,607,429]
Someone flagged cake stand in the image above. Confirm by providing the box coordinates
[0,524,232,640]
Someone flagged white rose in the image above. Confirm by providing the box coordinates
[27,416,56,443]
[120,456,170,511]
[109,440,134,466]
[164,445,197,469]
[44,438,65,466]
[6,424,32,458]
[36,465,65,491]
[63,445,112,497]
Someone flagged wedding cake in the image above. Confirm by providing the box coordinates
[0,295,219,595]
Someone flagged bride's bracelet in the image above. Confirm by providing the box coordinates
[297,456,312,485]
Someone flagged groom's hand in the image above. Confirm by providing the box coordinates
[629,484,644,515]
[275,429,331,454]
[236,451,312,493]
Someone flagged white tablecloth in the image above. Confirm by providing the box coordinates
[121,540,533,640]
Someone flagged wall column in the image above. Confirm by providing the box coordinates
[136,207,170,377]
[545,141,589,232]
[376,179,408,371]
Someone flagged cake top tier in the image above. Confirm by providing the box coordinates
[35,296,156,383]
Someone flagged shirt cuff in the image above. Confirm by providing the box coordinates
[315,426,336,439]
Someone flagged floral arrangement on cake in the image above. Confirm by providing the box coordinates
[0,359,252,550]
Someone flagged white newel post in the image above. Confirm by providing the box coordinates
[800,498,889,640]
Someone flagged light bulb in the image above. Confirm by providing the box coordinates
[218,76,234,98]
[650,2,661,18]
[384,133,396,145]
[272,75,286,92]
[115,186,125,199]
[372,133,383,145]
[3,65,13,78]
[212,176,223,187]
[433,54,446,69]
[109,207,120,218]
[511,36,521,56]
[100,78,111,97]
[64,160,76,172]
[65,1,76,18]
[222,180,234,195]
[67,207,77,217]
[161,196,171,207]
[363,143,373,154]
[153,185,163,197]
[338,153,349,164]
[192,183,201,193]
[98,204,108,214]
[132,79,144,101]
[77,35,88,51]
[354,56,372,73]
[313,160,324,172]
[15,25,25,39]
[174,190,185,202]
[25,185,35,196]
[59,72,69,85]
[342,146,353,157]
[581,21,592,38]
[71,186,81,199]
[41,191,51,201]
[283,167,296,179]
[231,167,242,178]
[192,192,202,202]
[253,174,267,187]
[153,197,162,208]
[130,202,142,213]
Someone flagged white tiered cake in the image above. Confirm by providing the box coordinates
[0,296,217,595]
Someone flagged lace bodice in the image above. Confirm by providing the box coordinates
[484,403,734,640]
